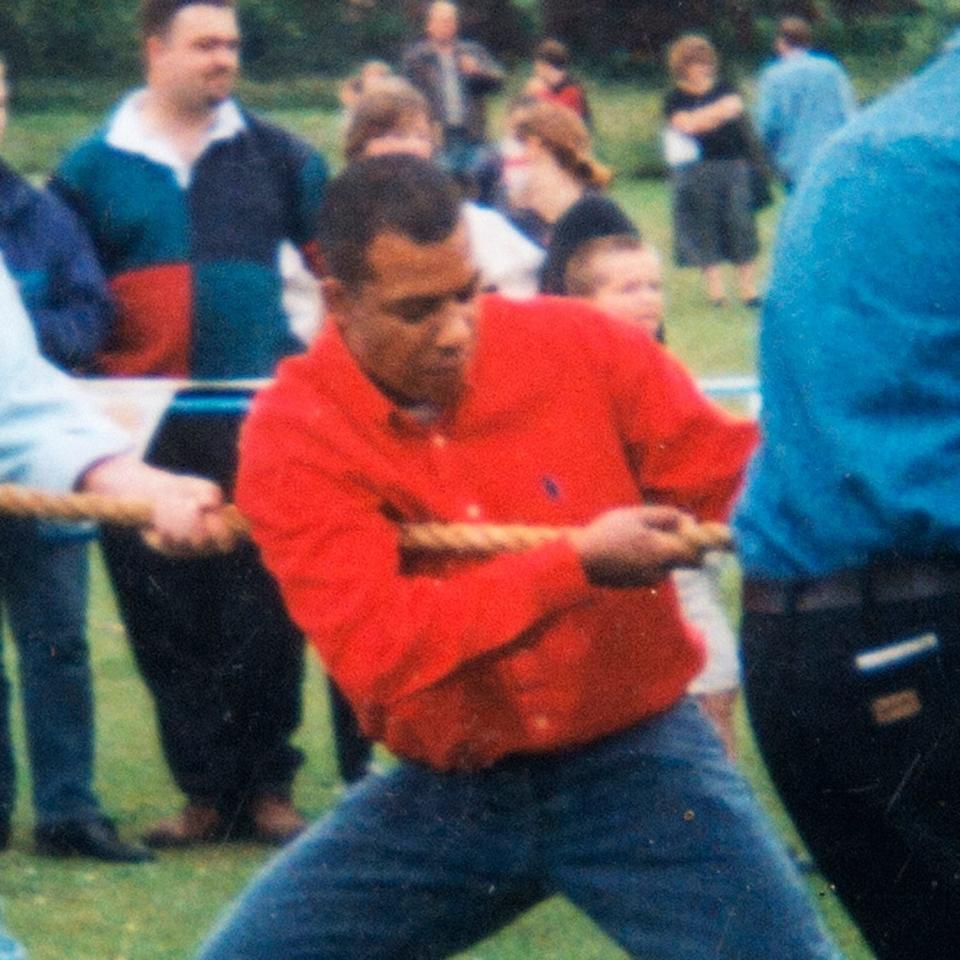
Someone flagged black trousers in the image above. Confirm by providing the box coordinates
[742,581,960,959]
[101,397,304,811]
[325,677,372,784]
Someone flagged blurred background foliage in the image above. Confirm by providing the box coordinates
[1,0,957,177]
[1,0,958,95]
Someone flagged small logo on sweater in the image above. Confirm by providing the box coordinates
[540,476,562,501]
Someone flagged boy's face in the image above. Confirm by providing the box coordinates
[587,247,664,337]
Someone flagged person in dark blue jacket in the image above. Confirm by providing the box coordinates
[0,56,151,863]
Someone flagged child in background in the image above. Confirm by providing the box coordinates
[565,234,741,756]
[524,39,592,125]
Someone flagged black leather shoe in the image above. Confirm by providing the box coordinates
[35,817,154,863]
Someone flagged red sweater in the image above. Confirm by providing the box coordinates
[236,294,757,770]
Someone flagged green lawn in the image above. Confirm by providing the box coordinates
[1,89,880,958]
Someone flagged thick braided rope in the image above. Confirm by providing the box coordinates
[0,484,251,537]
[0,485,732,557]
[397,518,732,555]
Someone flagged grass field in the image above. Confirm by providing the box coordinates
[0,80,888,958]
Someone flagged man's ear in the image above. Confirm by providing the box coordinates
[321,277,352,329]
[144,35,165,71]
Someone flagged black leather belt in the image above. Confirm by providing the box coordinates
[743,561,960,614]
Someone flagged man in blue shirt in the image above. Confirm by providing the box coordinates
[1,251,239,958]
[735,32,960,960]
[0,56,156,864]
[756,17,855,189]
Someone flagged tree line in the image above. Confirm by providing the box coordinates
[0,0,948,81]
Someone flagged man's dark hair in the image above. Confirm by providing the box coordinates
[138,0,235,39]
[318,155,461,290]
[777,16,813,49]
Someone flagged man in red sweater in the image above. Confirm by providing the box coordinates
[198,155,838,960]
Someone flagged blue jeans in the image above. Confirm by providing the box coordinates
[0,519,99,827]
[198,699,839,959]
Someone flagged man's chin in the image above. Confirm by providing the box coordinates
[419,372,467,409]
[204,91,233,109]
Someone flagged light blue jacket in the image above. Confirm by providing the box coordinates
[0,253,128,492]
[736,38,960,578]
[756,49,855,186]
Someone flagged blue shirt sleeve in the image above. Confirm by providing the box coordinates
[26,190,113,371]
[0,255,128,491]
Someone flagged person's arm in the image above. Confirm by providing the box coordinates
[671,94,743,135]
[236,390,699,710]
[28,191,113,371]
[0,256,237,552]
[0,254,123,491]
[79,453,237,554]
[755,72,781,151]
[458,42,504,92]
[600,312,759,521]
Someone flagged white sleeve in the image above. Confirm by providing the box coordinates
[463,203,545,300]
[0,254,129,491]
[674,556,741,694]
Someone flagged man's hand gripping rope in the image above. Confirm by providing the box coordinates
[0,485,731,572]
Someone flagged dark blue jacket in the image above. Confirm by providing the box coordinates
[0,159,111,371]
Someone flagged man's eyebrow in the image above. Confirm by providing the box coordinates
[390,294,444,316]
[388,273,481,315]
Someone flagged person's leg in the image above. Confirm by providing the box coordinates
[197,764,545,960]
[215,543,305,835]
[0,595,13,844]
[545,701,840,959]
[0,522,149,862]
[702,264,727,305]
[100,527,229,811]
[104,404,304,842]
[672,164,725,305]
[326,675,373,784]
[720,158,760,303]
[0,525,98,827]
[735,261,759,304]
[743,593,960,959]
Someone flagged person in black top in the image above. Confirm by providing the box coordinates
[663,35,760,308]
[501,99,637,294]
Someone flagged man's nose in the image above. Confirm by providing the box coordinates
[435,301,473,351]
[215,43,239,68]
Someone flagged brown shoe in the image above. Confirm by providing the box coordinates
[248,795,306,846]
[143,802,226,849]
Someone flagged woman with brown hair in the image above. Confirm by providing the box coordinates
[501,99,637,293]
[344,80,544,299]
[664,34,761,307]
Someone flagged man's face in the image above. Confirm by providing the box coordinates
[0,75,8,146]
[332,222,479,409]
[426,3,459,44]
[147,4,240,113]
[586,246,664,339]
